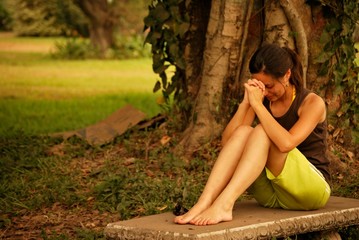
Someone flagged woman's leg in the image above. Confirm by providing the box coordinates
[191,125,288,226]
[174,125,254,224]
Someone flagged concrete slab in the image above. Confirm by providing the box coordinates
[104,196,359,240]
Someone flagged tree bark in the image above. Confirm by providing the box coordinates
[262,0,308,86]
[264,0,295,48]
[179,0,211,129]
[177,0,252,157]
[279,0,308,88]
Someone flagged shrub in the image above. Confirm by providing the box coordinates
[109,34,151,59]
[51,37,96,60]
[52,35,151,60]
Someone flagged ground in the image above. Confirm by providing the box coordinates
[0,33,358,239]
[1,145,120,239]
[1,120,357,240]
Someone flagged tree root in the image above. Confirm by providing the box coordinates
[279,0,308,88]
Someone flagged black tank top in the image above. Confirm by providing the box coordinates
[263,89,330,181]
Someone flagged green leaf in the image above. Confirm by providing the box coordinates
[333,64,348,80]
[144,31,154,45]
[153,80,161,93]
[317,60,329,76]
[333,37,342,50]
[169,6,180,21]
[320,29,331,44]
[153,62,169,74]
[168,0,182,6]
[169,43,179,57]
[153,3,170,22]
[341,21,351,36]
[152,58,163,73]
[178,22,190,37]
[175,57,186,70]
[160,71,168,89]
[144,15,155,27]
[163,18,175,30]
[166,82,176,95]
[327,19,340,35]
[315,51,331,64]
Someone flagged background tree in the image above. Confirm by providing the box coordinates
[145,0,359,158]
[5,0,87,36]
[3,0,149,58]
[0,0,11,31]
[71,0,149,58]
[72,0,120,57]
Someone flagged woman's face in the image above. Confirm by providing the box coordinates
[251,72,286,102]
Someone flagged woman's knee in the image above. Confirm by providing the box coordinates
[231,125,254,138]
[252,124,270,141]
[253,124,265,132]
[222,125,253,146]
[229,124,270,144]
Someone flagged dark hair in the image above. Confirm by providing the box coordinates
[249,43,303,93]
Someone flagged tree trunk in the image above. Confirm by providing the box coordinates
[177,0,331,157]
[177,0,211,129]
[74,0,118,57]
[177,0,254,157]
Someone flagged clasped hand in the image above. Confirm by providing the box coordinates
[243,79,265,108]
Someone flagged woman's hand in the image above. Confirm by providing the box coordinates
[243,79,264,104]
[247,79,265,93]
[244,79,265,108]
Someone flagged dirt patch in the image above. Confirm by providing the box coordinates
[1,205,118,239]
[0,142,119,239]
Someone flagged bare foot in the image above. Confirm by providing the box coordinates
[173,202,209,224]
[190,204,233,226]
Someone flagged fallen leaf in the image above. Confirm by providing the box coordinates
[160,135,171,145]
[346,151,354,162]
[123,158,136,166]
[333,128,341,138]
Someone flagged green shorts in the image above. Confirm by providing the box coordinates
[248,148,331,210]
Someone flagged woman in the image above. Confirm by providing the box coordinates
[174,43,331,226]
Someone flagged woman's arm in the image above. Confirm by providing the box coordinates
[222,79,265,145]
[221,102,256,146]
[246,84,326,152]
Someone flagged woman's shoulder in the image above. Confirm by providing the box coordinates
[298,89,326,121]
[301,89,324,105]
[297,88,322,103]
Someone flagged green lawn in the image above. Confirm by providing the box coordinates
[0,36,161,136]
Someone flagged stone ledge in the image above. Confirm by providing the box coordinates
[104,196,359,240]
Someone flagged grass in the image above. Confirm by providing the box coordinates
[0,50,162,136]
[0,53,157,95]
[0,131,213,239]
[0,93,161,136]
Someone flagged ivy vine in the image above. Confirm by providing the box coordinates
[316,0,359,142]
[143,0,189,104]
